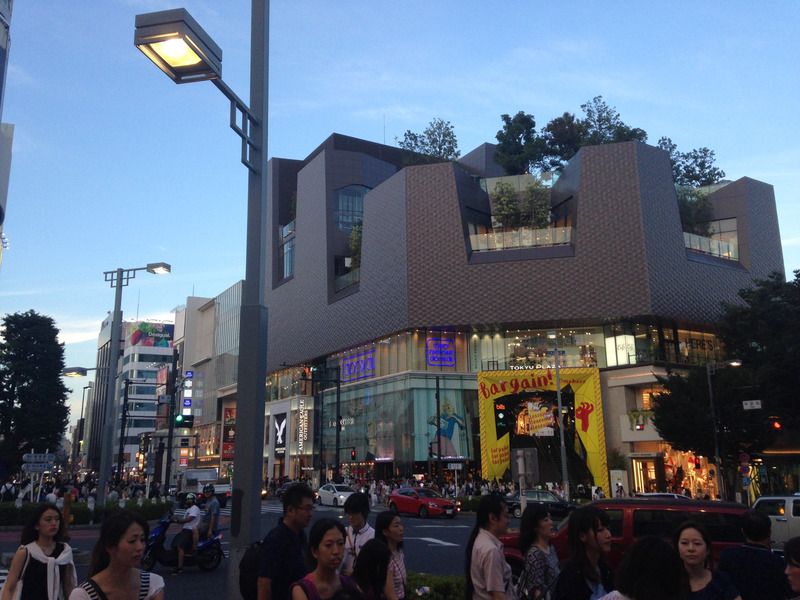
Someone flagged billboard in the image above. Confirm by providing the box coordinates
[126,322,174,347]
[478,368,607,488]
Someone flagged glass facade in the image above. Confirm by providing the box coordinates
[334,185,369,233]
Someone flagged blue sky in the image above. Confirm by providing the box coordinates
[1,1,799,426]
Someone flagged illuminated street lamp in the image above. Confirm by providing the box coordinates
[134,3,269,581]
[548,331,570,499]
[706,359,742,501]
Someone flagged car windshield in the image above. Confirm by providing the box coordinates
[334,485,355,492]
[417,489,443,499]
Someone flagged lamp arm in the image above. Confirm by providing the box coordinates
[212,78,261,173]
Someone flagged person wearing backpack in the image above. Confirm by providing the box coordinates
[258,483,315,600]
[1,479,14,502]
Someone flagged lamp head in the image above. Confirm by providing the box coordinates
[146,262,171,275]
[134,9,222,84]
[63,367,89,377]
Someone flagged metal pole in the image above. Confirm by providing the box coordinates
[164,351,178,498]
[116,379,130,487]
[707,363,725,500]
[436,376,442,483]
[228,2,269,593]
[553,335,569,499]
[335,375,341,478]
[99,268,124,505]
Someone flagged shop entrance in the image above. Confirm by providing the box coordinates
[374,461,394,481]
[632,454,666,494]
[272,455,285,480]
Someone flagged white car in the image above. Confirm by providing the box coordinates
[317,483,357,507]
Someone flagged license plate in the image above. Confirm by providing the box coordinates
[446,508,453,514]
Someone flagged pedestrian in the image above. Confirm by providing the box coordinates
[375,511,406,600]
[69,510,163,600]
[673,521,740,600]
[198,483,221,541]
[258,483,316,600]
[465,494,515,600]
[170,492,201,575]
[351,539,394,600]
[717,510,791,600]
[341,493,374,576]
[517,504,559,600]
[290,519,359,600]
[598,536,687,600]
[551,505,614,600]
[1,503,76,600]
[784,537,800,594]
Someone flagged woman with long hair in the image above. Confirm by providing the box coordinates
[673,521,740,600]
[551,505,614,600]
[465,494,513,600]
[291,519,359,600]
[375,511,405,600]
[1,503,76,600]
[351,539,393,600]
[599,536,688,600]
[517,505,559,600]
[69,510,164,600]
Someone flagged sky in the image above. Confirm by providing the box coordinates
[0,1,799,429]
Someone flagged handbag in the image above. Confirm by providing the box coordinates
[4,546,32,600]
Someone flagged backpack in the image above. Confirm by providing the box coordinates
[239,539,263,600]
[1,483,14,503]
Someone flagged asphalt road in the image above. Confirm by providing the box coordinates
[1,500,514,597]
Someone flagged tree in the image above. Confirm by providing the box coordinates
[494,112,545,175]
[676,186,713,236]
[658,137,726,187]
[520,179,551,228]
[348,224,362,270]
[490,182,521,229]
[0,311,70,473]
[540,112,585,171]
[399,118,460,161]
[579,96,647,146]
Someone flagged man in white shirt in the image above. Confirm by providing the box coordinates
[171,493,202,574]
[341,492,374,575]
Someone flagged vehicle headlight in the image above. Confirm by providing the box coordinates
[429,502,438,507]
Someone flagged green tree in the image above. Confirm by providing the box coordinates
[540,112,585,171]
[579,96,647,146]
[490,182,521,229]
[520,179,550,228]
[0,311,70,473]
[399,118,460,161]
[676,187,713,236]
[494,111,545,175]
[658,137,726,187]
[348,224,362,270]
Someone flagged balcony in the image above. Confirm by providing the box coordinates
[684,232,738,261]
[469,226,572,252]
[334,268,359,292]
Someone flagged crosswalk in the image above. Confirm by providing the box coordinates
[175,503,342,518]
[1,568,8,590]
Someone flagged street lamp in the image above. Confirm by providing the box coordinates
[706,359,742,501]
[134,4,269,582]
[99,262,171,504]
[547,331,570,499]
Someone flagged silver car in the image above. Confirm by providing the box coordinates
[316,483,357,507]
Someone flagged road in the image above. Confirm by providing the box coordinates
[0,500,515,597]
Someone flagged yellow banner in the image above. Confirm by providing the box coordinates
[478,369,608,489]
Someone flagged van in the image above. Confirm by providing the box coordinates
[753,495,800,549]
[500,497,747,574]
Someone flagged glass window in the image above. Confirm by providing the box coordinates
[756,500,786,517]
[632,509,691,538]
[282,238,295,279]
[334,185,370,233]
[693,511,744,544]
[603,509,624,538]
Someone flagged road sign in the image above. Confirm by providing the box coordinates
[739,453,750,463]
[23,453,55,463]
[179,458,189,467]
[447,463,463,471]
[21,463,53,473]
[742,476,751,488]
[185,371,194,378]
[743,400,762,410]
[740,465,750,475]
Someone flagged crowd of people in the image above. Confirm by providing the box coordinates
[0,476,165,506]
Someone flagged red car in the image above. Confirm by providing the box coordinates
[499,497,747,576]
[388,487,459,518]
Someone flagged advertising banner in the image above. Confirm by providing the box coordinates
[478,368,607,488]
[274,413,287,455]
[126,322,174,347]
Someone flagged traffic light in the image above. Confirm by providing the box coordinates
[350,448,356,461]
[772,420,782,430]
[175,414,194,428]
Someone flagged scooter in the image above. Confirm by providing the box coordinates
[141,510,225,572]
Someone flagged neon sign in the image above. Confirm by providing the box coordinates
[341,350,376,382]
[426,338,455,367]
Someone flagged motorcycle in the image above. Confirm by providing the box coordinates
[141,510,225,572]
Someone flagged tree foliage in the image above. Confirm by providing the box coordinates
[676,187,713,236]
[651,271,800,488]
[348,224,362,270]
[521,179,551,229]
[490,182,521,229]
[494,112,545,176]
[399,118,460,162]
[657,137,726,187]
[0,311,70,473]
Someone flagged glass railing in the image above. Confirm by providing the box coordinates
[469,227,572,252]
[282,220,296,240]
[334,268,360,291]
[683,232,738,261]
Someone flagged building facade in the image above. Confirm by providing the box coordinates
[249,134,783,496]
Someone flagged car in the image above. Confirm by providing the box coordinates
[632,492,691,500]
[275,482,296,501]
[505,489,581,519]
[388,486,459,518]
[500,497,747,577]
[753,495,800,549]
[317,483,357,507]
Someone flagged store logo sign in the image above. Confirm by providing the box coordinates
[341,350,376,382]
[426,339,455,367]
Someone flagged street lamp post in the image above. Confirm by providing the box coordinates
[134,4,269,586]
[548,331,570,499]
[74,383,92,474]
[706,359,742,501]
[98,263,170,504]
